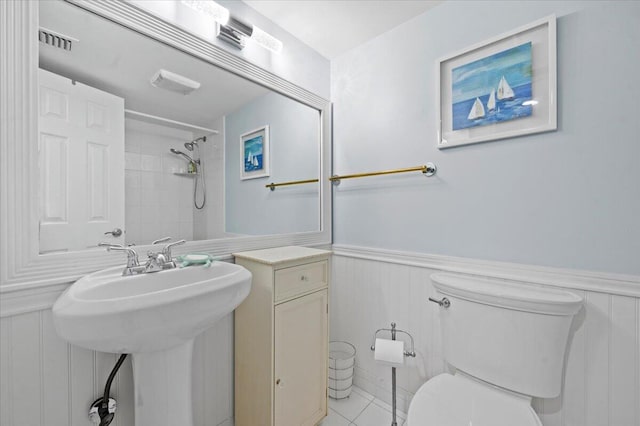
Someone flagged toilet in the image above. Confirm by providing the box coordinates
[407,273,582,426]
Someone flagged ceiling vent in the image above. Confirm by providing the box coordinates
[38,27,78,51]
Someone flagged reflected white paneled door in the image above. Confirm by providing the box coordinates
[38,68,124,253]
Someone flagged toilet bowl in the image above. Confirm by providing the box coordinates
[407,273,582,426]
[408,372,541,426]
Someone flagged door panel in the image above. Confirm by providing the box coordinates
[38,69,124,252]
[274,289,328,426]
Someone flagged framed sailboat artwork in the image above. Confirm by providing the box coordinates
[437,15,557,148]
[240,125,270,180]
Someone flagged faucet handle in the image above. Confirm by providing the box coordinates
[162,239,186,260]
[152,236,171,245]
[107,246,140,268]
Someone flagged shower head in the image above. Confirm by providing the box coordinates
[169,148,195,163]
[184,137,206,151]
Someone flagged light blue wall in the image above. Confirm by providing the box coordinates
[225,92,320,235]
[331,1,640,275]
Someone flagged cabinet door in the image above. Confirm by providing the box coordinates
[274,289,328,426]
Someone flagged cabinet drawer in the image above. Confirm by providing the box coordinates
[275,261,327,302]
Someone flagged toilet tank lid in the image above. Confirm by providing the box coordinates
[431,273,582,316]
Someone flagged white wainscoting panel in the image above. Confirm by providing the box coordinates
[331,246,640,426]
[0,309,235,426]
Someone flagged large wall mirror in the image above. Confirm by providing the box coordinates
[38,0,321,253]
[0,0,331,290]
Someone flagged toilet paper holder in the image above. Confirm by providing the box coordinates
[370,322,416,426]
[370,322,416,358]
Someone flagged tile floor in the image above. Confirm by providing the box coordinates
[319,386,407,426]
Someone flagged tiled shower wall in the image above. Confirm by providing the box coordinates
[124,119,196,245]
[193,116,226,240]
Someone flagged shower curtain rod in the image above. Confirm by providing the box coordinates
[124,109,219,135]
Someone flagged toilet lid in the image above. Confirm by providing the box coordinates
[407,373,542,426]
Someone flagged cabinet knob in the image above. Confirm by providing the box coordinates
[276,378,281,385]
[300,275,308,281]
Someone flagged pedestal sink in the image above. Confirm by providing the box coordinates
[52,262,251,426]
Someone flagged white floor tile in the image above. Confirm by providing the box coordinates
[352,401,404,426]
[371,398,407,420]
[329,390,371,422]
[317,409,351,426]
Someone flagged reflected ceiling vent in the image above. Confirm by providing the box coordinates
[150,69,201,95]
[38,27,78,51]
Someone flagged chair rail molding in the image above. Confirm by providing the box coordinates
[331,244,640,298]
[0,0,332,293]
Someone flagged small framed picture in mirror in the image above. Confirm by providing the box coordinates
[240,125,270,180]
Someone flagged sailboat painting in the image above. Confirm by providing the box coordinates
[451,42,533,131]
[241,125,270,180]
[244,135,264,172]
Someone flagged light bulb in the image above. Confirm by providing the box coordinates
[181,0,230,26]
[251,26,283,54]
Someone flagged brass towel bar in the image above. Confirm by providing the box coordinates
[330,163,436,184]
[266,178,319,191]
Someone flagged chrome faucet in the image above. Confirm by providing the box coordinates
[99,237,186,276]
[162,240,186,265]
[144,251,169,273]
[99,242,145,276]
[145,238,186,272]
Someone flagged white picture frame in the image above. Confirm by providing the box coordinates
[437,15,557,149]
[240,125,270,180]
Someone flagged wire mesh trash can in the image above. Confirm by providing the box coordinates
[328,341,356,399]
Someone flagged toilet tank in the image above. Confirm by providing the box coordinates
[431,273,582,398]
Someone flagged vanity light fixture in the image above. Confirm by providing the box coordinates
[150,69,201,95]
[181,0,230,26]
[250,25,284,54]
[217,18,283,53]
[183,0,283,53]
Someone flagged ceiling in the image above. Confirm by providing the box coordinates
[243,0,442,59]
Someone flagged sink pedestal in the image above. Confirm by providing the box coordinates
[132,341,194,426]
[52,262,252,426]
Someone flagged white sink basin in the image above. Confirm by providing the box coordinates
[53,261,251,353]
[52,261,251,426]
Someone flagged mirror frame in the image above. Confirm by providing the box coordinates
[0,1,332,295]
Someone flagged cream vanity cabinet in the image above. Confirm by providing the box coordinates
[234,246,331,426]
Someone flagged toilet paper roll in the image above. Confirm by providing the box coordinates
[374,338,405,367]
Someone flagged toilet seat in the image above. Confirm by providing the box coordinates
[407,373,542,426]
